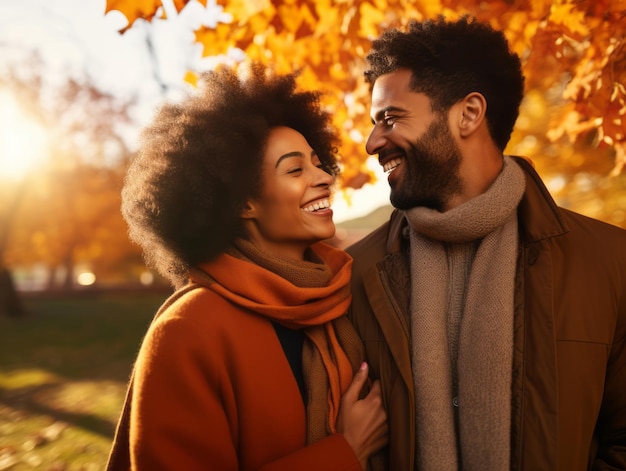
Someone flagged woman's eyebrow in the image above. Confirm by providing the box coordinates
[275,150,316,168]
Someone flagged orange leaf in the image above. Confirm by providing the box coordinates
[172,0,188,13]
[294,4,317,39]
[105,0,163,29]
[277,4,302,33]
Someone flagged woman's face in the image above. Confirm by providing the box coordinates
[242,126,335,260]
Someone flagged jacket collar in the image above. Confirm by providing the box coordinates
[512,156,570,244]
[386,207,407,254]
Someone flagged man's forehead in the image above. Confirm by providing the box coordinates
[372,69,413,93]
[370,73,431,113]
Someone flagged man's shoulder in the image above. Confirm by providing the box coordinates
[559,206,626,244]
[346,221,390,255]
[514,155,626,246]
[346,209,407,277]
[346,210,405,252]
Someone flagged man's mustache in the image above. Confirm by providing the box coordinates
[378,146,406,161]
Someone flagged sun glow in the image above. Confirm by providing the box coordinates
[0,91,49,180]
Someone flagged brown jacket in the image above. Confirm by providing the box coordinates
[347,157,626,470]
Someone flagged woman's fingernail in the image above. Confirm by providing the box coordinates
[360,362,368,371]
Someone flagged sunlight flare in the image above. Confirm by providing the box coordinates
[0,91,49,180]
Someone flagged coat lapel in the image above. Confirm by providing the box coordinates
[363,258,414,394]
[513,156,569,469]
[518,240,559,469]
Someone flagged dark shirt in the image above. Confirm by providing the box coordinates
[272,322,307,403]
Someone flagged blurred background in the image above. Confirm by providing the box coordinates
[0,0,624,469]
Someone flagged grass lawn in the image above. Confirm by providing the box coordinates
[0,290,169,470]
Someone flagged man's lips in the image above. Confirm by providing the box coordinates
[378,147,405,170]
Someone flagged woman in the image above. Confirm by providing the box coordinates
[106,63,387,471]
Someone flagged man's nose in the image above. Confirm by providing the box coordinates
[365,125,385,155]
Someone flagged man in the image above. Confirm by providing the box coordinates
[348,16,626,470]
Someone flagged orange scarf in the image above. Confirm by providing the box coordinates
[192,241,361,438]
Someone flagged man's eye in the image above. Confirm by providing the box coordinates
[384,116,396,126]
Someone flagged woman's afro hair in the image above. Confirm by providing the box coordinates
[121,63,340,287]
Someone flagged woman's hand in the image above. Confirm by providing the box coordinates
[336,362,388,470]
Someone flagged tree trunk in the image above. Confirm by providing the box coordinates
[0,266,25,317]
[61,251,74,290]
[0,180,28,317]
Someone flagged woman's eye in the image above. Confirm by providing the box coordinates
[286,167,303,174]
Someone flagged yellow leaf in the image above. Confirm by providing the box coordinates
[420,0,443,18]
[360,3,386,39]
[183,71,198,87]
[194,24,233,57]
[224,0,273,22]
[277,4,301,33]
[549,2,589,36]
[314,1,342,37]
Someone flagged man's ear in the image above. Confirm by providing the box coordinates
[241,201,256,219]
[458,92,487,137]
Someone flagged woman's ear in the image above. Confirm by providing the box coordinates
[241,201,256,219]
[458,92,487,137]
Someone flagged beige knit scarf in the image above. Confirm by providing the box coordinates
[404,156,525,470]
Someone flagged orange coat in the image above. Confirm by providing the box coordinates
[107,244,361,471]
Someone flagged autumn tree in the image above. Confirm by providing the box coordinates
[0,55,142,294]
[105,0,626,183]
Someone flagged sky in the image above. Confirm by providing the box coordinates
[0,0,392,222]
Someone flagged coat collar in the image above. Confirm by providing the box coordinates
[511,156,570,244]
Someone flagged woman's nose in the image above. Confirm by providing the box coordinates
[313,165,334,187]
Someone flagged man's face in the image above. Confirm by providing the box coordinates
[366,69,463,211]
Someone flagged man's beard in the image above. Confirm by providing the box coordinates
[390,116,463,212]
